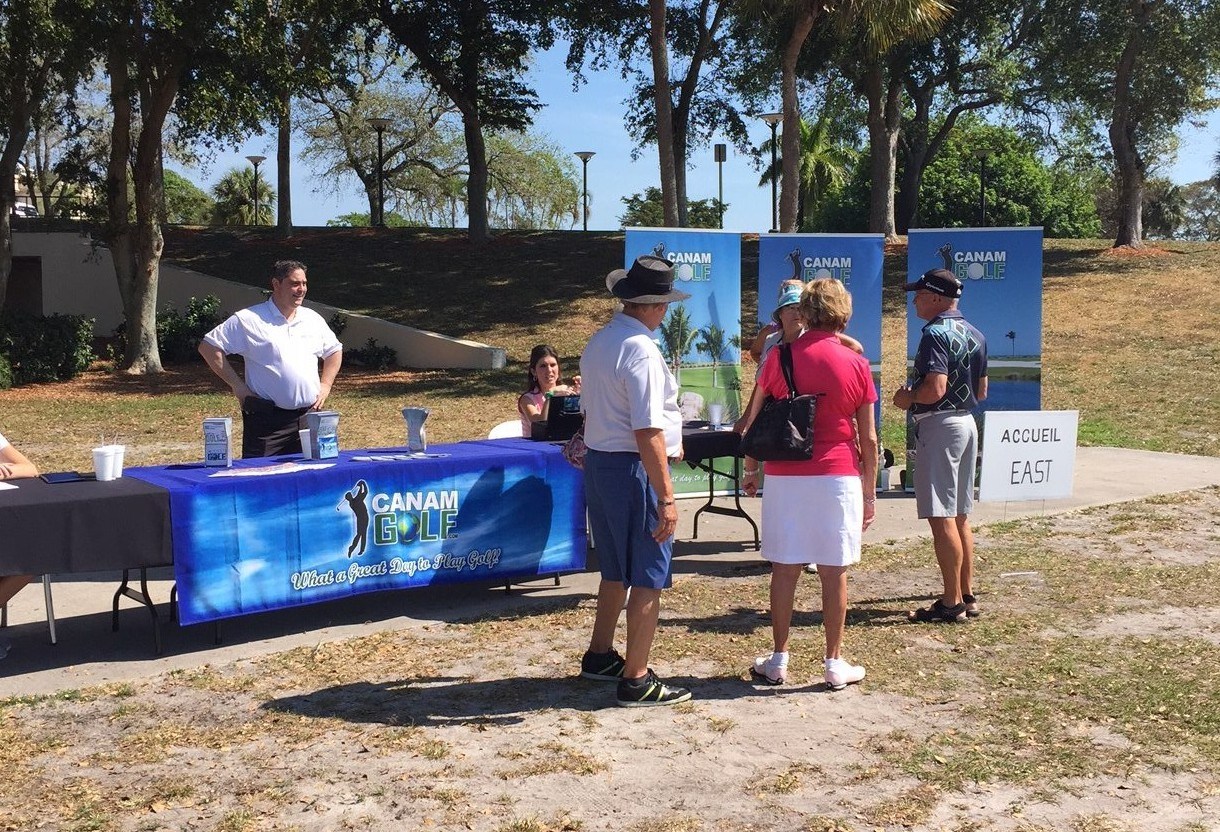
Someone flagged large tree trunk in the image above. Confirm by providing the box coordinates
[277,90,293,236]
[673,114,689,227]
[865,64,902,242]
[105,33,177,375]
[778,9,818,233]
[1110,4,1149,249]
[0,59,42,308]
[462,114,490,243]
[648,0,679,227]
[0,131,27,309]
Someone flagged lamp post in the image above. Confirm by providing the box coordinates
[574,151,595,231]
[761,112,783,232]
[714,143,726,229]
[245,155,266,225]
[974,149,989,226]
[366,117,391,227]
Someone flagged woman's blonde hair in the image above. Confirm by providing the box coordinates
[800,278,852,331]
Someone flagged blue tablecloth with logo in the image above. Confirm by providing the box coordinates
[126,439,586,625]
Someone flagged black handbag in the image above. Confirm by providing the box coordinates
[740,343,817,461]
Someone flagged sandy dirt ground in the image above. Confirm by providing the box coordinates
[3,490,1220,832]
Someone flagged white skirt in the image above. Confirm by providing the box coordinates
[760,474,863,567]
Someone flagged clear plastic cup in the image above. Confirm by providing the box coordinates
[298,428,312,459]
[707,403,724,429]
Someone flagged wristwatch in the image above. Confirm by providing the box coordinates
[657,498,675,507]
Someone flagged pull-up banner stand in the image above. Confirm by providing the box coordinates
[624,228,742,496]
[758,234,885,485]
[904,227,1045,492]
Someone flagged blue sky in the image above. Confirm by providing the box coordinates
[176,44,1220,233]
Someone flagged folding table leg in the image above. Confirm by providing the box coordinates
[112,568,163,655]
[42,575,56,645]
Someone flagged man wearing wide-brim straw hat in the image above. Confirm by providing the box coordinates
[577,255,693,707]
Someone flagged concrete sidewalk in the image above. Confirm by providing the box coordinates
[2,446,1217,697]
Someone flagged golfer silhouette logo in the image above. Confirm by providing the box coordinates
[787,247,802,280]
[337,479,370,558]
[937,242,954,271]
[652,241,666,258]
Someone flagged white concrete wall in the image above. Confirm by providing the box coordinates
[11,231,506,370]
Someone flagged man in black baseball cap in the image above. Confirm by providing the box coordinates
[902,267,963,298]
[892,265,988,624]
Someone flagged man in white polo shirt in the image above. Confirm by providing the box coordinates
[199,260,343,458]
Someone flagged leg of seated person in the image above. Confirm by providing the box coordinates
[0,575,35,607]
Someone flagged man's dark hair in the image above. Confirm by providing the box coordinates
[271,260,307,281]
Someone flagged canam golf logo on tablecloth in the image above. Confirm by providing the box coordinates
[344,483,461,550]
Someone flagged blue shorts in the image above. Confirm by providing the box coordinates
[583,449,673,590]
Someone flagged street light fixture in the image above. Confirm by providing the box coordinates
[974,148,990,227]
[574,151,595,231]
[714,143,727,229]
[367,117,392,227]
[245,155,266,226]
[760,112,783,232]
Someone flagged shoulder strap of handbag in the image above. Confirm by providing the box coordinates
[778,343,800,399]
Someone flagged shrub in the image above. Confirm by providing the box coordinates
[158,295,224,363]
[0,312,95,385]
[347,337,398,370]
[0,354,11,390]
[112,295,225,364]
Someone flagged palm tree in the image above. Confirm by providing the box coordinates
[759,111,856,230]
[744,0,950,232]
[658,304,698,383]
[211,167,275,226]
[1006,330,1016,356]
[696,324,729,388]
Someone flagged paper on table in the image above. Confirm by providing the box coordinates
[0,481,17,491]
[207,461,336,477]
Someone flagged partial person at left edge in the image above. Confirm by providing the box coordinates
[199,260,343,458]
[0,430,40,654]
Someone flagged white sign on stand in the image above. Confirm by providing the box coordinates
[980,410,1078,502]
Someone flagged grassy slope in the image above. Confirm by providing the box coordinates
[1,229,1216,471]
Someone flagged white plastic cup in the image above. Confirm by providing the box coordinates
[298,428,312,459]
[93,445,124,481]
[708,403,724,429]
[92,447,110,480]
[878,468,891,491]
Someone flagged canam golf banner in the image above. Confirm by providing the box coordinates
[757,233,884,389]
[624,228,742,496]
[758,234,885,486]
[129,442,586,625]
[904,227,1044,491]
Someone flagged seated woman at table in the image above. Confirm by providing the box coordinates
[0,431,39,612]
[518,344,581,437]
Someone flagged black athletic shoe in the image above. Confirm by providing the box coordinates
[616,669,692,707]
[580,648,627,681]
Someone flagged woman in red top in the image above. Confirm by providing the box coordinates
[740,279,878,691]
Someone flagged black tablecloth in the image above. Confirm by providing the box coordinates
[683,426,741,463]
[0,476,172,574]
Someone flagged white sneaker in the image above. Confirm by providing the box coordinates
[750,654,786,686]
[824,657,865,691]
